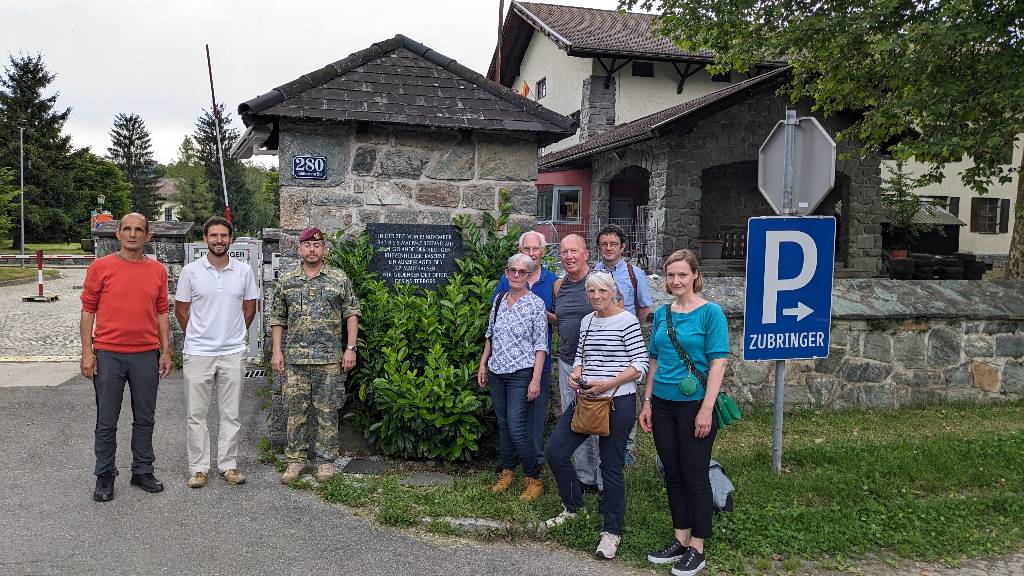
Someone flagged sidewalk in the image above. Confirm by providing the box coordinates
[0,370,645,576]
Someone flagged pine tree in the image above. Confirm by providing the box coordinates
[0,53,76,245]
[0,167,18,240]
[165,136,214,230]
[108,113,159,219]
[191,104,255,233]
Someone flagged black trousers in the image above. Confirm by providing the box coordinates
[93,350,159,477]
[651,396,718,539]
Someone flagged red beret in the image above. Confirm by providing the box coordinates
[298,227,324,242]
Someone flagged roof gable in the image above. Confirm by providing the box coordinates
[489,1,785,87]
[239,34,575,144]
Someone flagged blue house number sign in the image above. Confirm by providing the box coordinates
[292,155,327,180]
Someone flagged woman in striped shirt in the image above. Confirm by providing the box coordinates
[544,271,649,560]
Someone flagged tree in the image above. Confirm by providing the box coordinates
[625,0,1024,276]
[108,113,159,220]
[881,159,935,250]
[69,149,133,237]
[0,53,75,245]
[165,136,213,228]
[191,104,255,233]
[0,167,18,240]
[244,164,280,232]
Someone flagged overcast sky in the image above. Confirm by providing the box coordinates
[2,0,622,167]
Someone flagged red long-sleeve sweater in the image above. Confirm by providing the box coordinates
[81,254,168,353]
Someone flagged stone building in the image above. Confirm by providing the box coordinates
[489,1,885,275]
[231,34,575,235]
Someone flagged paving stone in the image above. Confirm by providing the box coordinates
[0,268,85,358]
[399,471,454,487]
[342,458,396,476]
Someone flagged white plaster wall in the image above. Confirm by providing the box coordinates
[610,61,735,124]
[888,141,1020,256]
[513,34,589,153]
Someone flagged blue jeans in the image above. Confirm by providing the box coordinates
[489,368,541,478]
[546,393,636,535]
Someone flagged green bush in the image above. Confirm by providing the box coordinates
[325,190,523,461]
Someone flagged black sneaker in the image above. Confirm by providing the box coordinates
[129,473,164,493]
[671,547,706,576]
[93,474,114,502]
[647,539,688,564]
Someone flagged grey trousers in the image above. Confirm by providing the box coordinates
[557,360,602,489]
[93,350,159,477]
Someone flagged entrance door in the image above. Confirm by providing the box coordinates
[609,197,633,222]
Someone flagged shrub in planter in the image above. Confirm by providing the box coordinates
[325,191,523,461]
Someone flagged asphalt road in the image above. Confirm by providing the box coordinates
[0,370,644,576]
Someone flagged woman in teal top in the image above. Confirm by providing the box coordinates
[639,249,729,576]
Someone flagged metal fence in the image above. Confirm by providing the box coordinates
[535,205,660,269]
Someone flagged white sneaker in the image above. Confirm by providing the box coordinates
[596,532,621,559]
[542,507,577,529]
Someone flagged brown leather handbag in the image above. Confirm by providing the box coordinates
[570,318,620,437]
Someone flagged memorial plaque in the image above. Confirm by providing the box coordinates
[366,223,465,289]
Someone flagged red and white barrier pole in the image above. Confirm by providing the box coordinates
[36,249,44,298]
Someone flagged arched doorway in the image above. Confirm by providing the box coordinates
[608,165,651,253]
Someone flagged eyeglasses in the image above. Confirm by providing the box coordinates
[506,267,529,277]
[598,242,622,249]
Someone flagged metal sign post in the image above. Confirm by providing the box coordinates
[750,107,838,475]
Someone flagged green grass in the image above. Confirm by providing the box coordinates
[0,268,59,282]
[0,240,88,255]
[276,402,1024,573]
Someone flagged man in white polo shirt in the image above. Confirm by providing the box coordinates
[174,216,259,488]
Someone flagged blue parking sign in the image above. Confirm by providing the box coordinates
[743,216,835,361]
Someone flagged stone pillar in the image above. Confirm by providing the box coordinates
[580,75,616,141]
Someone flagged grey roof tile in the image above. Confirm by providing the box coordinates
[239,35,575,145]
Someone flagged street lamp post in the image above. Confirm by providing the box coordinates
[19,126,25,268]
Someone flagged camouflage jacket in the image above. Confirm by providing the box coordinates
[269,264,361,365]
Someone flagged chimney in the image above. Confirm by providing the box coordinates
[579,75,615,141]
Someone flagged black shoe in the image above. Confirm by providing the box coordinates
[93,474,114,502]
[671,548,706,576]
[648,539,688,564]
[129,473,164,493]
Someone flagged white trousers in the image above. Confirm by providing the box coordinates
[183,352,244,473]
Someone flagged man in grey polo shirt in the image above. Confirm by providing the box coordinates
[552,234,603,493]
[174,217,259,488]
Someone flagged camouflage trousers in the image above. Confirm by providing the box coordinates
[283,363,347,464]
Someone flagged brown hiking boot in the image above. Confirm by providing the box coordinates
[280,462,305,485]
[490,469,516,493]
[520,477,544,501]
[220,469,246,485]
[315,463,335,483]
[187,472,207,489]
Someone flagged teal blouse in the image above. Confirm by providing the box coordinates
[648,302,730,401]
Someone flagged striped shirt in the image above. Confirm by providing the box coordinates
[573,310,649,398]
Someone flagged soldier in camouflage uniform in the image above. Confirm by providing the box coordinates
[270,227,361,484]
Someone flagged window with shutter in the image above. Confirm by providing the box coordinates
[948,197,960,217]
[970,197,1000,234]
[999,199,1011,233]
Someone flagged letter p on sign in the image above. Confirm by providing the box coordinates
[762,231,817,324]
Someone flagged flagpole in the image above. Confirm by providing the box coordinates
[206,44,231,223]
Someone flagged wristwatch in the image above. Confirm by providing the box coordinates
[346,345,358,352]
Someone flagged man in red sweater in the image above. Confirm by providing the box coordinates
[80,213,172,502]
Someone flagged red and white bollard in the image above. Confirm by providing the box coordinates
[35,249,44,298]
[22,249,59,302]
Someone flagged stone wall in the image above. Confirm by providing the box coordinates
[580,75,616,141]
[653,277,1024,409]
[589,91,884,274]
[277,120,540,236]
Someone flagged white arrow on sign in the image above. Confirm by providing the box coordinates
[782,302,814,321]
